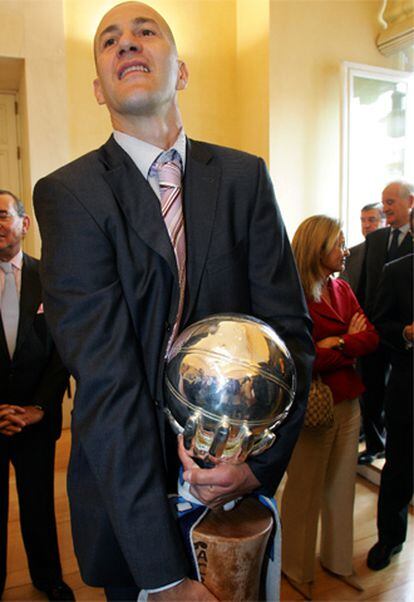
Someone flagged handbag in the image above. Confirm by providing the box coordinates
[304,374,334,429]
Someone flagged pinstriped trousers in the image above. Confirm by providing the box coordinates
[281,398,360,583]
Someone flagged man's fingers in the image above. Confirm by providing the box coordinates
[2,413,26,427]
[190,485,230,508]
[184,463,231,488]
[5,427,22,435]
[0,425,22,436]
[177,435,199,471]
[0,405,26,414]
[0,416,25,429]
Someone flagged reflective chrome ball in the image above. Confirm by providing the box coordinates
[164,313,296,464]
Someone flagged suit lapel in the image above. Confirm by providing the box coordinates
[314,280,346,325]
[314,297,343,323]
[15,255,41,354]
[378,228,390,262]
[99,136,221,319]
[397,231,414,258]
[353,243,365,287]
[0,315,9,363]
[183,139,220,321]
[101,137,177,279]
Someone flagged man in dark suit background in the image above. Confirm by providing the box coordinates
[342,203,384,300]
[341,203,384,444]
[357,181,413,465]
[33,2,314,601]
[0,190,72,600]
[367,212,413,570]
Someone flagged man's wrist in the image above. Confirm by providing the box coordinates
[33,404,45,413]
[145,578,185,594]
[139,579,186,601]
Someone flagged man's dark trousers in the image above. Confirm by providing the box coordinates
[0,422,62,595]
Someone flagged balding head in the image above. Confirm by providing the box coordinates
[92,0,188,132]
[94,2,177,64]
[382,180,414,228]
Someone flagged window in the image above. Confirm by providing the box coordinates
[341,62,414,246]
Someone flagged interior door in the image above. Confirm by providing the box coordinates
[0,92,20,195]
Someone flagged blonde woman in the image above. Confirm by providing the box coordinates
[281,216,378,599]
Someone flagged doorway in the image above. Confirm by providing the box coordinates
[0,91,21,195]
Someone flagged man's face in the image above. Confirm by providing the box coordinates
[0,194,29,261]
[360,209,384,237]
[93,2,188,120]
[382,184,413,228]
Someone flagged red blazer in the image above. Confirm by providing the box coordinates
[309,277,379,403]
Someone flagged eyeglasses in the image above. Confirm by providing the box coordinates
[0,211,19,223]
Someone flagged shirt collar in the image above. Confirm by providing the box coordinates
[391,223,410,236]
[113,128,186,180]
[1,250,23,270]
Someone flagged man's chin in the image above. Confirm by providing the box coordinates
[113,90,175,118]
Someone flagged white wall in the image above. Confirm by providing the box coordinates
[0,0,70,257]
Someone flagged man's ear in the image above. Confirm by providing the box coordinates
[176,60,189,91]
[93,78,107,105]
[22,215,30,237]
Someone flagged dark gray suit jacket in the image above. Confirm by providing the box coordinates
[360,227,413,318]
[372,254,413,419]
[341,241,365,300]
[0,254,68,439]
[373,254,413,362]
[33,136,314,589]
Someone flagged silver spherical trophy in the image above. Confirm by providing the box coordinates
[164,313,296,464]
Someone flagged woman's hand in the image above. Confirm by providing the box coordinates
[347,312,367,335]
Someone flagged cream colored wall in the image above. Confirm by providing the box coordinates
[236,0,269,162]
[269,0,400,237]
[64,0,238,160]
[0,0,69,257]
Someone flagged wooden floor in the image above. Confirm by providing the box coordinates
[3,430,413,601]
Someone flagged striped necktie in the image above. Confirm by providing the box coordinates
[153,151,186,349]
[0,261,19,358]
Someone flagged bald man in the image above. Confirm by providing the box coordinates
[33,2,313,600]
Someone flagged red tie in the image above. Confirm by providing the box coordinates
[154,152,186,350]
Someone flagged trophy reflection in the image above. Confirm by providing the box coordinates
[164,313,296,464]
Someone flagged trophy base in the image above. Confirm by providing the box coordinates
[192,497,273,601]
